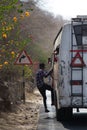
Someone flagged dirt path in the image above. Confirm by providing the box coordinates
[0,89,42,130]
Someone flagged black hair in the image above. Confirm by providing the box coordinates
[39,63,45,69]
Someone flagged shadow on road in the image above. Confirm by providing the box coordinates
[37,91,87,130]
[61,112,87,130]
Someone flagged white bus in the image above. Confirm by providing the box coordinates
[52,16,87,120]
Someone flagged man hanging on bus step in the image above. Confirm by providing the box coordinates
[36,63,54,112]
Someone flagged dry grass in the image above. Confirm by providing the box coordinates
[0,88,42,130]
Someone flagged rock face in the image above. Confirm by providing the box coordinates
[0,80,9,100]
[0,79,11,111]
[0,79,24,111]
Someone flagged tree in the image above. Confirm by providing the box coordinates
[0,0,32,80]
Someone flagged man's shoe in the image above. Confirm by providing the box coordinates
[45,109,50,113]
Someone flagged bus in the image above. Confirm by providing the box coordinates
[52,16,87,120]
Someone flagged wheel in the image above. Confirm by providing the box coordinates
[56,107,72,121]
[54,91,72,121]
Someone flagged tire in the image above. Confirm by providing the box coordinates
[54,91,72,121]
[56,107,72,121]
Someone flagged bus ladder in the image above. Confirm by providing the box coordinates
[70,18,85,107]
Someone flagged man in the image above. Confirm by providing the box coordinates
[36,63,54,112]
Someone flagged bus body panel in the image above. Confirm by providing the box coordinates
[53,18,87,109]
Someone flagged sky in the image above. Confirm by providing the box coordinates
[20,0,87,20]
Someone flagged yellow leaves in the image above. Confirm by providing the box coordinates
[4,61,8,65]
[0,51,15,68]
[11,51,15,55]
[20,11,30,19]
[0,9,31,69]
[25,11,30,17]
[11,51,15,58]
[2,33,7,39]
[0,61,9,69]
[6,27,12,31]
[0,64,3,69]
[2,25,14,32]
[2,22,6,26]
[13,17,17,22]
[13,11,30,22]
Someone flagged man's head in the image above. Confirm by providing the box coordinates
[39,63,45,69]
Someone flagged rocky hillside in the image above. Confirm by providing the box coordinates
[20,1,65,62]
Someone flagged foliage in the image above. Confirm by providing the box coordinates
[24,65,32,79]
[26,43,47,63]
[0,0,32,80]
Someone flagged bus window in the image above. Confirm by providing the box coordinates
[53,28,62,51]
[54,31,62,50]
[73,25,87,46]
